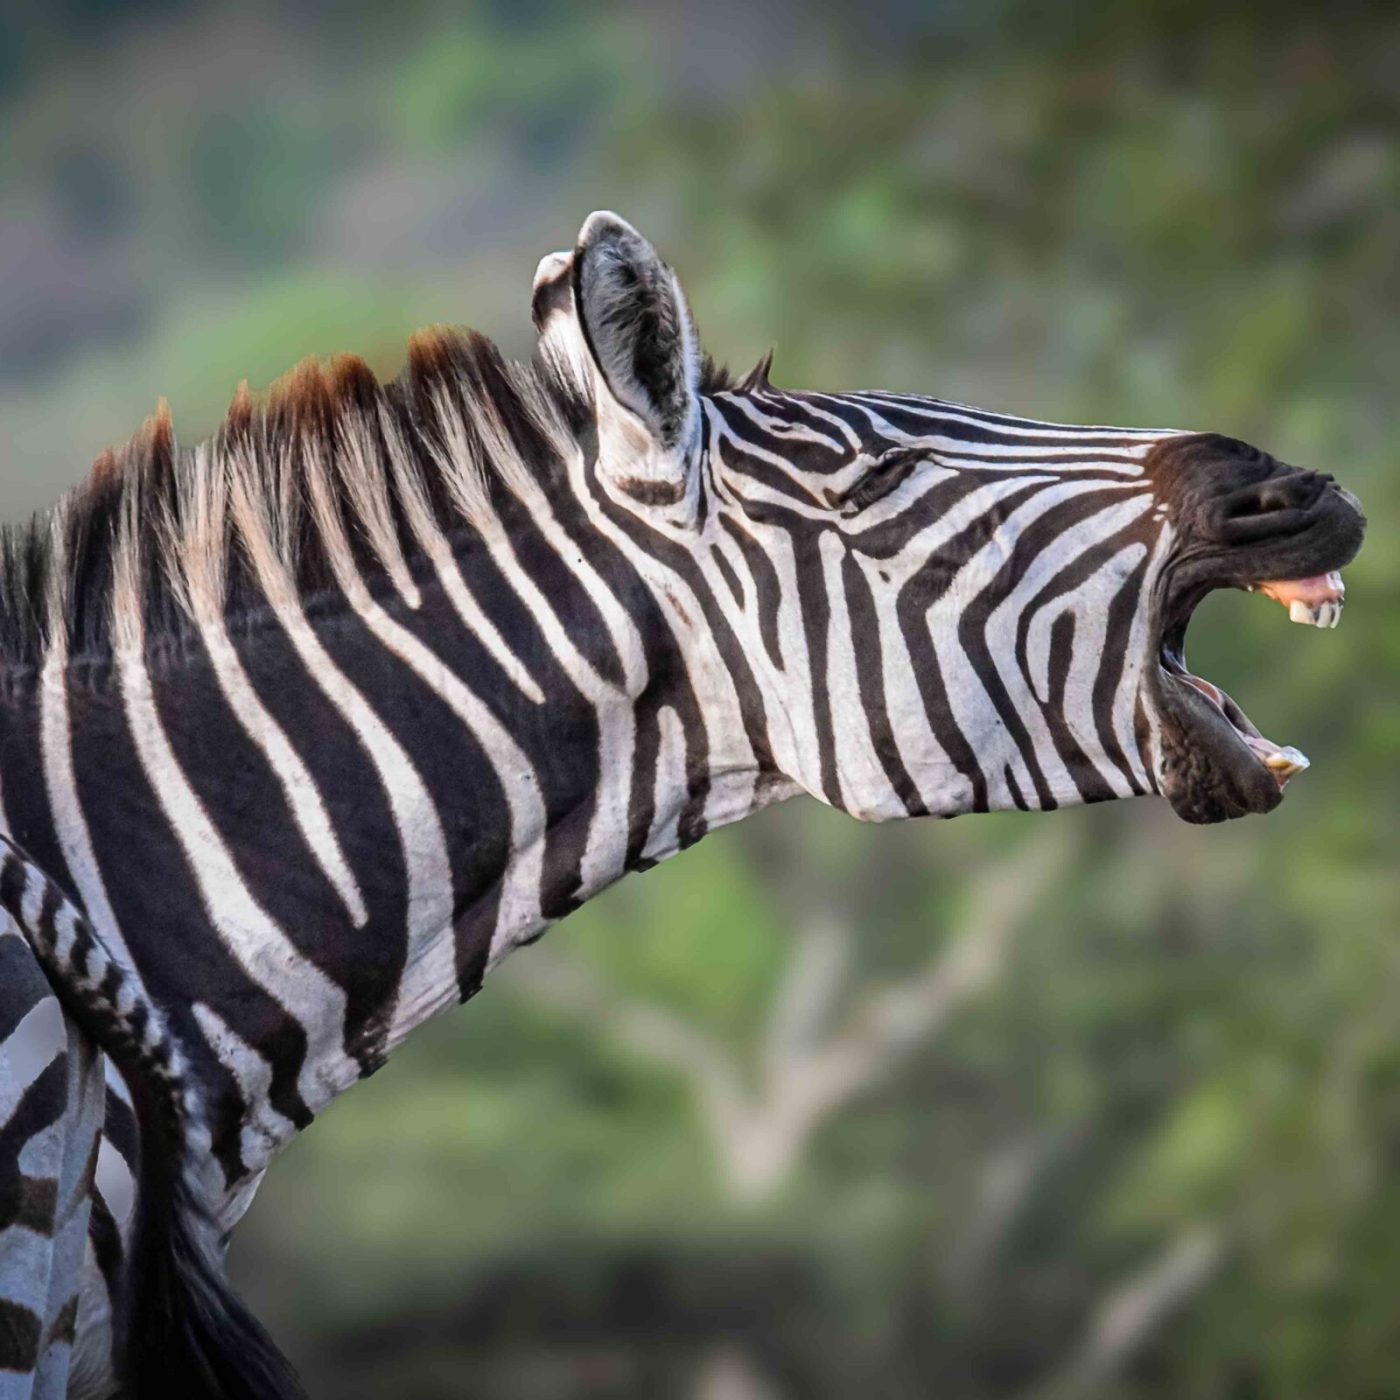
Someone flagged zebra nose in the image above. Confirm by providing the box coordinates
[1210,469,1333,545]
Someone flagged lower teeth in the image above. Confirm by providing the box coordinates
[1262,745,1310,779]
[1243,734,1310,782]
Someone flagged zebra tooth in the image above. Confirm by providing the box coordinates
[1264,747,1310,778]
[1264,573,1345,629]
[1285,598,1342,629]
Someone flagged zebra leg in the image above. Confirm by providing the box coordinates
[0,919,106,1400]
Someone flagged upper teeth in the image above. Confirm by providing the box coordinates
[1288,598,1342,629]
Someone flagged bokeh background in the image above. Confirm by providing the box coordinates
[2,2,1397,1396]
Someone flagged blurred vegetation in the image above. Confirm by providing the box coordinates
[1,2,1397,1396]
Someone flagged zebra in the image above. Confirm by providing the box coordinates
[0,210,1365,1397]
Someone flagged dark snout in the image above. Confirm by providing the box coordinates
[1148,433,1367,586]
[1143,431,1366,827]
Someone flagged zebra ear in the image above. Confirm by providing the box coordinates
[531,250,575,332]
[572,212,702,464]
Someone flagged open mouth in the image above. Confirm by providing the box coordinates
[1140,434,1365,823]
[1157,569,1345,805]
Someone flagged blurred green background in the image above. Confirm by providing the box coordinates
[2,3,1397,1396]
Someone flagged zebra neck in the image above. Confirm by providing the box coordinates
[0,484,787,1197]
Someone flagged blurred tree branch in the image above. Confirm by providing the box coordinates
[502,825,1072,1202]
[692,1343,780,1400]
[942,1125,1078,1302]
[1023,1226,1225,1400]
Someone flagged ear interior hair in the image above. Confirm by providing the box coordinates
[572,212,700,457]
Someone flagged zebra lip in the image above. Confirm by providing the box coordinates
[1161,658,1308,788]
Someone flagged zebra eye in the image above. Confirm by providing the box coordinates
[834,450,923,515]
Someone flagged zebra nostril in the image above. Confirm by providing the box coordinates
[1232,470,1327,518]
[1211,467,1333,543]
[1256,482,1294,513]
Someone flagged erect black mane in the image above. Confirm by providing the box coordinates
[698,348,774,395]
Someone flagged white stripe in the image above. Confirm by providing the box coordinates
[416,543,547,705]
[94,1136,136,1229]
[231,549,456,1059]
[0,995,65,1126]
[702,497,819,792]
[191,604,368,926]
[192,1002,299,1174]
[853,550,970,814]
[810,393,1161,471]
[718,393,850,454]
[819,530,900,818]
[19,865,44,931]
[844,391,1175,439]
[439,487,637,901]
[116,642,360,1112]
[40,646,145,983]
[102,1054,131,1108]
[379,416,549,707]
[310,551,548,988]
[986,495,1154,801]
[759,393,865,450]
[1115,527,1175,791]
[1022,546,1151,799]
[923,483,1118,807]
[641,706,686,862]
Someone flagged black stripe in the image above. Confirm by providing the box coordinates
[824,394,1157,453]
[0,1055,70,1239]
[0,1298,42,1372]
[0,931,55,1040]
[842,555,922,815]
[719,515,785,672]
[1091,552,1151,793]
[67,664,310,1183]
[1004,763,1028,811]
[46,1292,78,1348]
[710,546,745,609]
[0,1174,57,1235]
[791,531,840,806]
[103,1086,141,1173]
[89,1182,127,1338]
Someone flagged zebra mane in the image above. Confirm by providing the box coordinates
[0,326,614,672]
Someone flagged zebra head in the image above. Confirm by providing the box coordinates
[533,213,1366,826]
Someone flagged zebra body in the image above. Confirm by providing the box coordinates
[0,914,105,1397]
[0,213,1364,1395]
